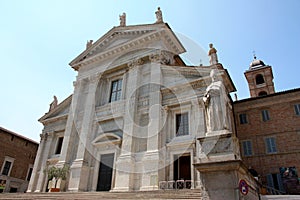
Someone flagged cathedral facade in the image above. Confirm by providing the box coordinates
[27,10,239,193]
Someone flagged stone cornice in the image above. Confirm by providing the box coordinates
[39,95,72,123]
[40,113,68,125]
[70,24,185,71]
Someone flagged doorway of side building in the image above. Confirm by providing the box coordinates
[97,153,114,191]
[174,154,191,181]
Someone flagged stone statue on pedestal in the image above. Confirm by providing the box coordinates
[49,96,58,112]
[208,43,218,65]
[155,7,163,23]
[203,69,229,133]
[119,12,126,27]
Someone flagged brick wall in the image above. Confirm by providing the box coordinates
[0,128,38,180]
[233,89,300,184]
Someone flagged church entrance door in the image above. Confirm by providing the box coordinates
[173,154,191,181]
[97,153,114,191]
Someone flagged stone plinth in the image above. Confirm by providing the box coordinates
[198,132,240,163]
[194,160,260,200]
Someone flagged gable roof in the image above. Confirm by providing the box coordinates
[69,23,186,70]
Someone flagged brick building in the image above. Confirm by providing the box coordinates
[0,127,39,193]
[233,57,300,193]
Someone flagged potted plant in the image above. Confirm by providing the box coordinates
[46,165,69,192]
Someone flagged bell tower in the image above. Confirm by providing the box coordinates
[244,55,275,98]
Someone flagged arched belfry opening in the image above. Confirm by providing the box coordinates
[255,74,265,85]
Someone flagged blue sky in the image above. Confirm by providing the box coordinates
[0,0,299,142]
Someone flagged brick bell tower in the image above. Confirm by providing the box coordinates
[244,55,275,98]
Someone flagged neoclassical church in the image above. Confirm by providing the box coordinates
[27,8,244,194]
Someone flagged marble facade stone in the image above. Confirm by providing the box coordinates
[28,14,239,194]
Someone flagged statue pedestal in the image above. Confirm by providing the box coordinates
[195,132,260,199]
[194,160,260,200]
[197,131,239,163]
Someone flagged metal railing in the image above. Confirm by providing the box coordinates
[159,180,194,190]
[262,185,286,195]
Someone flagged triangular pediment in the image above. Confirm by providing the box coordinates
[39,95,72,124]
[70,23,186,70]
[92,132,122,147]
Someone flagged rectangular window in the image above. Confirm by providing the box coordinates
[55,137,64,155]
[294,104,300,116]
[26,167,33,181]
[109,79,122,102]
[2,161,12,176]
[176,113,189,136]
[262,110,270,121]
[242,140,253,156]
[239,113,248,124]
[266,137,277,153]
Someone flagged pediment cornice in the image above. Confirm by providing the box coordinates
[39,95,72,124]
[69,23,186,70]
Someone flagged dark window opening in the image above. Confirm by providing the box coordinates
[176,113,189,136]
[9,187,17,193]
[258,91,267,96]
[55,137,64,155]
[266,137,277,153]
[109,79,122,102]
[239,113,248,124]
[242,140,252,156]
[11,136,14,141]
[27,168,33,181]
[2,161,12,175]
[256,74,265,85]
[262,110,270,122]
[294,104,300,116]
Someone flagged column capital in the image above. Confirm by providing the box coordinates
[127,58,144,70]
[89,74,100,84]
[149,51,174,65]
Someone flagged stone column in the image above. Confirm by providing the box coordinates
[34,132,53,192]
[113,59,142,191]
[68,74,99,191]
[27,133,46,192]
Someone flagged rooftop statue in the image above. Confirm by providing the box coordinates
[49,95,58,112]
[119,12,126,27]
[208,43,218,65]
[155,7,163,23]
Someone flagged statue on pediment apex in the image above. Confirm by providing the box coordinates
[155,7,163,23]
[119,12,126,27]
[49,95,58,112]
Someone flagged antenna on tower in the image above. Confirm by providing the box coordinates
[252,50,257,60]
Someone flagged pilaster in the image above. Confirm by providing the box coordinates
[140,53,163,191]
[113,59,142,191]
[68,74,99,191]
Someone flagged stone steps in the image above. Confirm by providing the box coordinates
[0,189,202,200]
